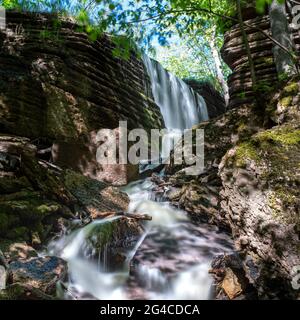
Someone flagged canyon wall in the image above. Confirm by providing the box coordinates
[222,6,300,109]
[0,11,164,183]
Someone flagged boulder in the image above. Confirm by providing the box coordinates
[83,217,144,271]
[8,256,67,296]
[221,268,243,300]
[0,282,56,300]
[0,242,38,262]
[63,170,130,218]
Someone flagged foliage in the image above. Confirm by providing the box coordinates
[0,1,290,89]
[153,32,230,92]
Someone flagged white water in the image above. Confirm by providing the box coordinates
[47,56,232,300]
[48,179,232,300]
[143,55,209,130]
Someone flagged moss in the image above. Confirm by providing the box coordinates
[283,82,299,95]
[279,96,292,108]
[0,213,20,236]
[234,142,260,167]
[268,189,299,227]
[6,227,29,241]
[255,57,274,66]
[0,284,25,300]
[86,219,116,251]
[36,204,60,215]
[255,127,300,146]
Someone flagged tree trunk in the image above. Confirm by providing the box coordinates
[208,33,230,107]
[269,0,298,76]
[236,0,257,91]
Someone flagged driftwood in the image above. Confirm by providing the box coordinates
[91,211,152,221]
[121,212,152,221]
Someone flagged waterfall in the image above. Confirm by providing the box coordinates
[45,54,233,301]
[143,55,209,131]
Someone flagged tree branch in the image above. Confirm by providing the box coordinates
[121,6,298,63]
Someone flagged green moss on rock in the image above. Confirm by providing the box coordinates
[279,96,292,108]
[255,126,300,146]
[283,82,299,95]
[234,142,260,167]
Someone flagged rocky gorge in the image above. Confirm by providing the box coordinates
[0,6,299,301]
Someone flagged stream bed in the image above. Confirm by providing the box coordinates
[47,178,233,300]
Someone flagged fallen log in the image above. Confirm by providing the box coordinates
[91,211,152,221]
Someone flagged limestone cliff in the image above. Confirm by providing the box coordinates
[221,6,300,109]
[0,11,163,183]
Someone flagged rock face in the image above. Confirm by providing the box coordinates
[0,134,130,244]
[166,104,261,228]
[166,78,300,299]
[221,4,300,109]
[220,122,300,299]
[185,80,226,118]
[0,11,164,184]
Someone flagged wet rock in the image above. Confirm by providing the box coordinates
[8,256,67,296]
[0,242,38,262]
[84,217,144,271]
[0,152,20,172]
[0,283,56,300]
[128,221,233,298]
[210,254,256,300]
[221,268,243,299]
[185,80,226,118]
[64,170,130,218]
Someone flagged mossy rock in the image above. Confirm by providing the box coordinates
[283,82,299,95]
[0,176,31,195]
[0,197,63,239]
[5,227,30,241]
[228,123,300,227]
[279,96,292,108]
[0,213,20,236]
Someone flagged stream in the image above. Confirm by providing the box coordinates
[48,178,233,300]
[47,56,233,300]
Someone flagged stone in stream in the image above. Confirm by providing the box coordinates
[221,268,243,300]
[8,256,68,296]
[83,217,144,271]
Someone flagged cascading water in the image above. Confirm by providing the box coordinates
[46,55,232,300]
[143,55,209,130]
